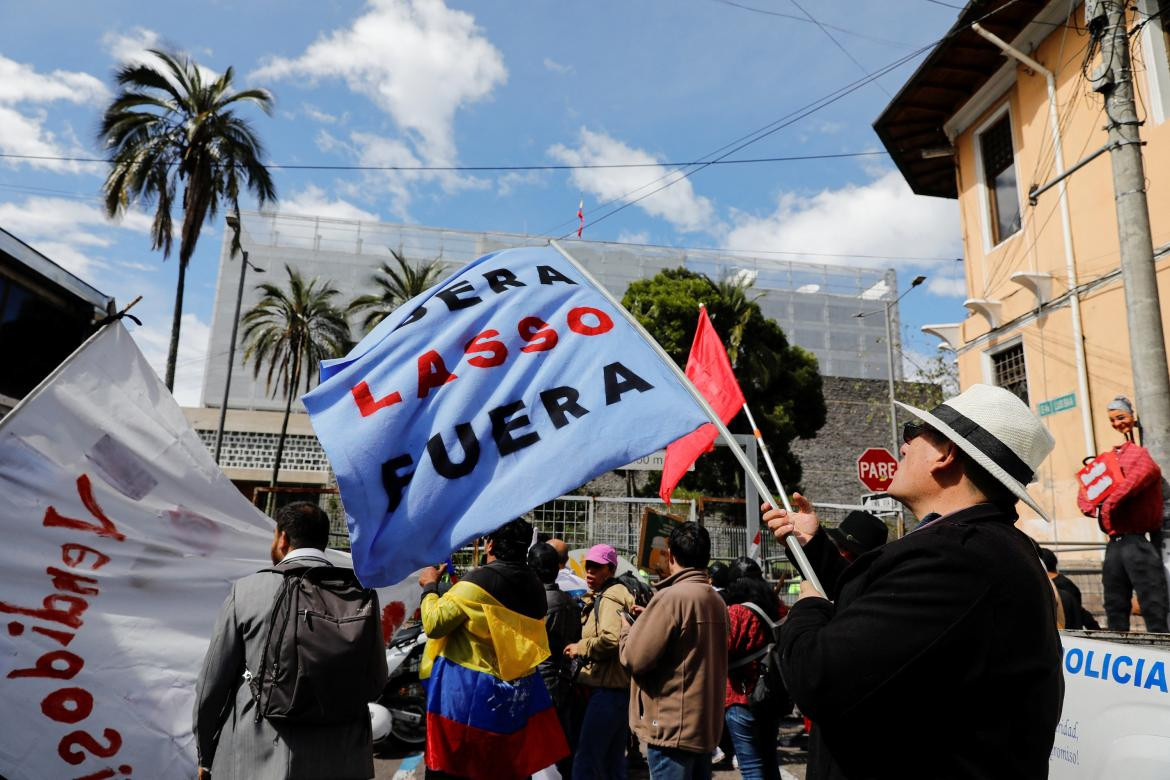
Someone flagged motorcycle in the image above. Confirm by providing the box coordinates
[370,620,428,752]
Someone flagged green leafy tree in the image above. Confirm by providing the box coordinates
[98,49,276,391]
[347,249,448,335]
[242,266,350,505]
[623,268,826,497]
[711,271,762,364]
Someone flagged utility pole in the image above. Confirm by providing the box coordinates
[1090,0,1170,468]
[214,215,263,465]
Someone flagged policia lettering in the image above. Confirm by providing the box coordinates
[1064,645,1169,692]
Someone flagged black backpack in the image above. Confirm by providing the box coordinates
[616,572,654,608]
[729,602,792,719]
[248,565,382,725]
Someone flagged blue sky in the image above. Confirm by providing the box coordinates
[0,0,969,403]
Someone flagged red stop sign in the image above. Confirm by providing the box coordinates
[857,447,898,491]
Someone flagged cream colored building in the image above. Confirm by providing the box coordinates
[876,0,1170,548]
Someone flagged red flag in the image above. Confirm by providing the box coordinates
[659,306,746,503]
[576,200,584,238]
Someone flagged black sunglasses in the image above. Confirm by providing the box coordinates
[902,421,935,444]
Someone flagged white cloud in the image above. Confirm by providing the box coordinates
[102,27,220,83]
[927,275,966,297]
[0,106,88,173]
[496,170,545,197]
[321,130,485,219]
[0,196,153,275]
[271,184,381,222]
[303,103,344,124]
[0,55,108,105]
[617,230,650,245]
[724,170,961,270]
[0,55,108,173]
[130,312,211,406]
[543,57,573,75]
[253,0,506,165]
[548,128,716,233]
[102,27,163,66]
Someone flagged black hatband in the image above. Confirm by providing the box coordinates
[930,404,1033,485]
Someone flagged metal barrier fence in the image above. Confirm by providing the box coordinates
[278,486,887,587]
[273,488,1123,636]
[259,488,1131,628]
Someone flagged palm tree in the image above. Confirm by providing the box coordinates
[241,265,350,508]
[347,248,447,334]
[98,49,277,391]
[709,271,763,365]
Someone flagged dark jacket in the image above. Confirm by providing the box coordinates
[781,504,1064,779]
[433,558,547,619]
[1053,571,1100,630]
[539,582,581,702]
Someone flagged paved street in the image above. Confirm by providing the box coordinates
[372,720,811,779]
[374,752,809,779]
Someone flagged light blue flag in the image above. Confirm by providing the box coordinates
[304,245,709,586]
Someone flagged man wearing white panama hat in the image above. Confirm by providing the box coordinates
[764,384,1064,779]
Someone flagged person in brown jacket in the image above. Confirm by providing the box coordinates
[620,522,729,779]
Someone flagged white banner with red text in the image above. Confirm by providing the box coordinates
[0,323,419,780]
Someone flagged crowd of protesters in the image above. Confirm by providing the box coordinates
[406,509,904,780]
[197,384,1120,779]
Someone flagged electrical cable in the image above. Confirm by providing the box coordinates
[789,0,893,97]
[546,0,1027,237]
[706,0,917,47]
[0,150,887,171]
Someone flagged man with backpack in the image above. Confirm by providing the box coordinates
[564,543,636,779]
[194,502,388,780]
[1077,395,1169,632]
[620,522,729,779]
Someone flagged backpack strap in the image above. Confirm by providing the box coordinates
[728,602,779,670]
[252,568,309,723]
[580,577,624,627]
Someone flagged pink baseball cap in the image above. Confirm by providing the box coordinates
[584,544,618,566]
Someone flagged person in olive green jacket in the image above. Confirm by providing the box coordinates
[620,522,729,779]
[565,544,636,779]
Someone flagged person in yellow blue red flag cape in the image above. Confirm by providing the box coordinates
[417,518,569,778]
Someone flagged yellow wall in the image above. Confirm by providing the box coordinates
[950,9,1170,554]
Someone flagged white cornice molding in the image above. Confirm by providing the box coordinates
[964,298,1003,329]
[1010,271,1055,305]
[921,322,963,350]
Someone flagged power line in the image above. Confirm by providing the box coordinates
[0,150,886,171]
[789,0,893,98]
[706,0,917,47]
[921,0,965,10]
[571,44,935,237]
[550,0,1026,238]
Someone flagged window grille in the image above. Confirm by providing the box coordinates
[979,114,1021,244]
[991,344,1028,404]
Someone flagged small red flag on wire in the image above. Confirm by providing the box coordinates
[576,200,584,238]
[659,306,746,503]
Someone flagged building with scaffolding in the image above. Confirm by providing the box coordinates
[183,211,916,531]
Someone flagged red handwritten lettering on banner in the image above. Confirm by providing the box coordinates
[1,473,134,778]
